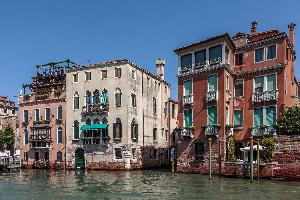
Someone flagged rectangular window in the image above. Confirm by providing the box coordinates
[266,74,276,91]
[131,94,136,108]
[115,68,122,78]
[226,75,230,91]
[74,96,80,110]
[45,108,50,121]
[266,106,276,126]
[101,70,107,79]
[85,71,91,81]
[165,130,168,142]
[254,107,263,127]
[172,103,175,118]
[147,77,151,87]
[45,152,49,161]
[255,47,264,62]
[234,80,243,97]
[57,151,62,162]
[164,102,168,117]
[183,80,192,96]
[153,97,157,114]
[115,148,122,159]
[267,45,276,60]
[57,106,63,120]
[226,107,229,125]
[184,109,192,127]
[208,106,217,125]
[153,128,157,141]
[234,110,243,127]
[132,70,136,79]
[195,142,204,160]
[195,49,206,66]
[24,110,28,123]
[35,109,40,122]
[209,45,222,63]
[132,148,137,159]
[235,53,244,66]
[208,74,217,92]
[181,54,192,68]
[24,152,28,161]
[35,152,40,161]
[73,73,78,83]
[254,76,264,93]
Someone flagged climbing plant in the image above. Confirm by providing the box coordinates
[262,136,276,163]
[277,106,300,134]
[228,135,235,161]
[0,125,15,150]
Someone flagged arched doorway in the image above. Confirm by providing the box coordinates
[75,148,85,169]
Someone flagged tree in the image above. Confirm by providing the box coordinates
[0,125,15,150]
[277,106,300,134]
[228,135,235,161]
[262,136,276,162]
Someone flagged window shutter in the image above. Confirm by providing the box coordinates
[267,74,276,91]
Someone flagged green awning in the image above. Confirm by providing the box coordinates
[80,124,109,131]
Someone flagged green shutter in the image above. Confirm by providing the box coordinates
[208,75,217,92]
[266,106,276,126]
[208,106,217,125]
[184,109,192,127]
[254,108,263,127]
[267,74,276,91]
[184,80,192,96]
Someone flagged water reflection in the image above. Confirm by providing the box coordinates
[0,170,300,200]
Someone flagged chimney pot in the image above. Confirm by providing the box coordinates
[156,58,165,80]
[288,23,296,47]
[251,21,257,34]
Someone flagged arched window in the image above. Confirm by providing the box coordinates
[24,129,28,144]
[113,117,122,140]
[85,90,92,107]
[73,120,80,140]
[86,118,91,125]
[131,118,138,141]
[131,91,136,107]
[93,118,100,124]
[73,92,80,110]
[153,97,157,114]
[115,88,122,107]
[57,106,63,120]
[57,127,62,144]
[93,89,100,105]
[102,117,108,124]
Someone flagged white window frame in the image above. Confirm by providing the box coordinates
[252,73,277,92]
[72,121,80,141]
[73,73,79,83]
[183,108,193,127]
[114,148,123,160]
[45,107,50,121]
[35,108,40,121]
[233,109,244,127]
[57,106,62,120]
[85,71,91,81]
[207,73,218,92]
[183,79,193,96]
[114,87,122,107]
[234,79,244,97]
[266,44,277,61]
[252,106,277,126]
[57,127,63,144]
[254,47,265,63]
[73,92,80,110]
[101,69,107,80]
[207,106,217,125]
[23,109,28,123]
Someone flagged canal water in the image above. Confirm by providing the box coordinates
[1,170,300,200]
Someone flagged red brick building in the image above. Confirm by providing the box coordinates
[173,22,300,173]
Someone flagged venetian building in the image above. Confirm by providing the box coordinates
[66,59,178,170]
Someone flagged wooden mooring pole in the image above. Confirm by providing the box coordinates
[257,138,260,180]
[208,137,212,180]
[250,136,254,183]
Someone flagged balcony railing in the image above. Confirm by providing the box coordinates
[204,125,220,136]
[182,128,194,138]
[206,91,218,102]
[183,95,193,105]
[82,137,110,145]
[252,90,278,103]
[33,120,51,125]
[81,104,109,116]
[29,133,51,142]
[251,125,277,136]
[209,57,222,66]
[226,90,231,103]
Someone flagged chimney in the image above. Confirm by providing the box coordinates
[156,58,165,80]
[251,21,257,34]
[288,23,296,47]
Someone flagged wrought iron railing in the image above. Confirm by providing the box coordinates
[204,125,220,136]
[251,125,277,136]
[81,104,109,116]
[183,95,193,105]
[206,91,218,102]
[252,90,278,103]
[181,128,194,137]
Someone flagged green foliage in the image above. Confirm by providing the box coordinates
[228,135,235,161]
[277,106,300,134]
[0,125,15,150]
[262,136,276,162]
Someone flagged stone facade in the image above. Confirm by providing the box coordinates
[174,22,300,174]
[66,59,177,170]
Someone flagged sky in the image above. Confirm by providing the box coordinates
[0,0,299,102]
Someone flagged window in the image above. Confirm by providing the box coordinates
[234,80,243,97]
[57,106,62,120]
[35,152,40,161]
[132,70,136,79]
[153,97,157,114]
[172,103,175,118]
[57,127,62,144]
[165,130,168,142]
[254,107,263,127]
[45,152,49,161]
[73,92,80,110]
[208,106,217,125]
[254,76,264,93]
[267,45,276,60]
[254,106,276,127]
[153,128,157,141]
[150,149,158,159]
[45,108,50,121]
[24,152,28,161]
[93,90,100,105]
[226,75,230,91]
[255,47,264,62]
[254,74,276,93]
[115,88,122,107]
[226,107,229,125]
[209,45,222,63]
[101,70,107,79]
[165,149,169,160]
[35,109,40,122]
[131,119,138,141]
[147,77,151,87]
[208,74,217,92]
[195,142,204,160]
[131,93,136,107]
[266,74,276,91]
[266,106,276,126]
[164,102,168,117]
[235,53,244,66]
[113,117,122,139]
[23,110,28,123]
[24,129,28,144]
[114,148,122,159]
[181,54,192,68]
[195,49,206,66]
[73,120,80,140]
[85,90,92,107]
[85,71,91,81]
[225,46,230,63]
[132,148,137,159]
[73,73,78,83]
[184,109,192,127]
[234,110,243,127]
[183,80,192,96]
[57,151,62,162]
[115,68,122,78]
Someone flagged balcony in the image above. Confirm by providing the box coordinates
[206,91,218,102]
[226,90,231,103]
[181,128,194,138]
[209,57,222,66]
[251,126,277,136]
[183,95,193,105]
[81,104,109,116]
[82,137,110,145]
[252,90,278,103]
[203,125,220,136]
[29,132,52,142]
[33,120,51,125]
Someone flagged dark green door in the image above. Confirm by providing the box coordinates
[75,148,85,169]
